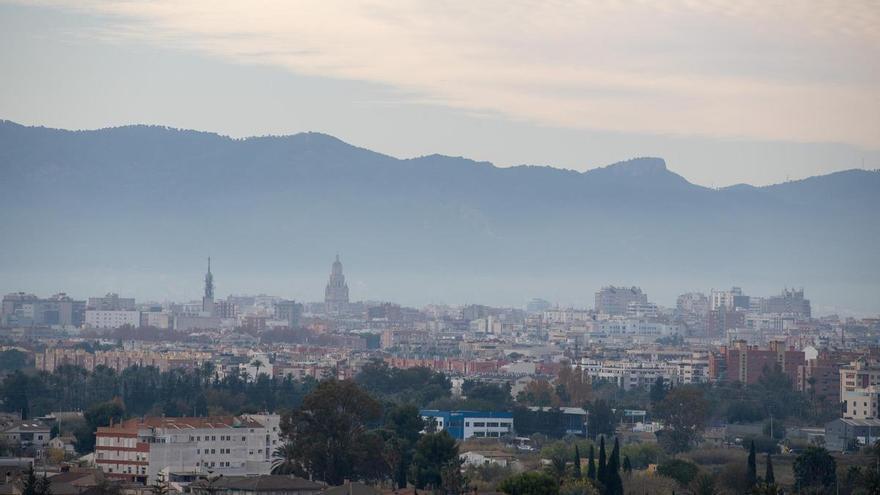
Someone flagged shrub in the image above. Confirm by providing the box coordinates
[656,458,699,485]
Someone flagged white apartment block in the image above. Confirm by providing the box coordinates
[580,358,709,390]
[595,319,676,339]
[710,287,742,311]
[841,360,880,420]
[95,415,280,484]
[85,310,141,329]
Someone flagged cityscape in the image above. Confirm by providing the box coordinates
[2,254,880,493]
[2,1,880,495]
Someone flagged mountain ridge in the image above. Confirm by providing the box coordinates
[0,120,877,314]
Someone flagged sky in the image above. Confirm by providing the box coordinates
[1,1,879,186]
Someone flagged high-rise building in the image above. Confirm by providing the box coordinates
[202,257,215,317]
[840,359,880,420]
[275,300,303,327]
[594,286,647,316]
[710,287,744,311]
[324,255,349,314]
[1,292,85,327]
[87,293,136,311]
[766,288,811,318]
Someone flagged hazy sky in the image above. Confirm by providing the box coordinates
[1,1,878,186]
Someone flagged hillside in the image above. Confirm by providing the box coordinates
[0,120,877,314]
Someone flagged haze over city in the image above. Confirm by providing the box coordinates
[1,2,880,495]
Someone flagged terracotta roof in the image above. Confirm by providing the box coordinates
[190,476,322,492]
[323,482,380,495]
[100,416,265,433]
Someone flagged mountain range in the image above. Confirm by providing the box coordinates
[1,120,878,315]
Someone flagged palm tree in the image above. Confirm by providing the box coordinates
[272,442,299,475]
[251,359,264,381]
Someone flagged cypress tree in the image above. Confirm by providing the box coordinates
[597,436,607,484]
[606,438,623,495]
[747,440,757,488]
[573,444,582,479]
[587,444,596,480]
[623,455,632,474]
[765,452,775,485]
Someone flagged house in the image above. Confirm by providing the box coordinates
[49,436,77,455]
[189,475,323,495]
[2,421,52,450]
[460,450,517,468]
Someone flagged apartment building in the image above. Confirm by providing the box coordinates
[95,414,280,484]
[840,359,880,420]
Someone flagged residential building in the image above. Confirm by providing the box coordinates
[274,300,302,328]
[84,310,141,329]
[840,359,880,420]
[1,420,52,451]
[87,293,136,311]
[765,288,811,318]
[594,286,647,316]
[722,340,805,385]
[710,287,745,311]
[1,292,85,327]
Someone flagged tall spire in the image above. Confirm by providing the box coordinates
[325,254,349,314]
[204,257,214,300]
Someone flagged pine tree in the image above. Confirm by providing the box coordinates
[573,444,582,479]
[597,436,607,484]
[765,452,775,485]
[622,455,632,474]
[587,444,596,480]
[747,440,757,488]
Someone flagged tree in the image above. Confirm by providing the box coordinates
[656,459,699,485]
[654,386,709,454]
[22,466,51,495]
[573,444,582,479]
[746,440,757,488]
[556,363,592,407]
[383,404,425,488]
[597,436,607,484]
[546,447,568,483]
[622,455,632,475]
[441,460,466,495]
[764,452,775,486]
[518,379,561,407]
[499,472,559,495]
[793,446,836,491]
[588,400,615,439]
[559,478,599,495]
[649,376,667,404]
[604,438,622,495]
[587,444,596,480]
[411,430,459,489]
[279,379,383,485]
[271,442,298,474]
[76,399,124,453]
[690,473,719,495]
